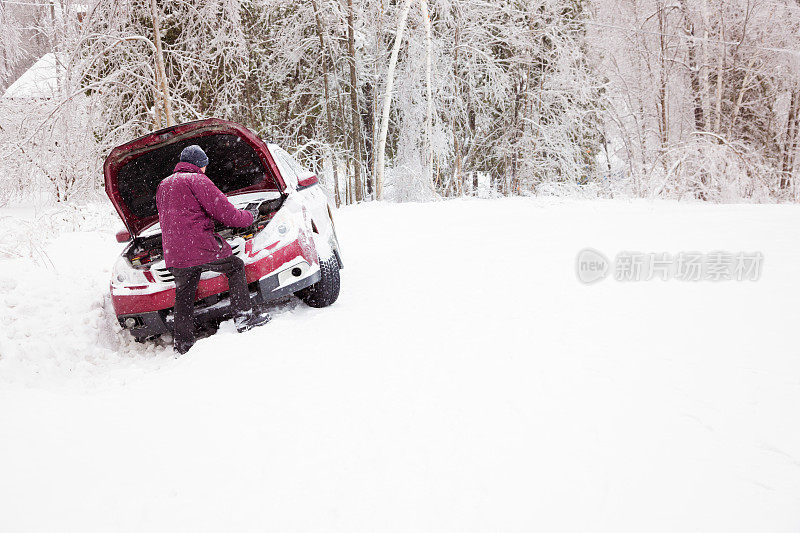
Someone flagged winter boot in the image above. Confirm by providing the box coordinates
[234,309,271,333]
[174,340,194,355]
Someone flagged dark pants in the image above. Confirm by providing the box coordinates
[169,254,252,348]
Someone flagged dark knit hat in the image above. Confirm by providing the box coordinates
[180,145,209,168]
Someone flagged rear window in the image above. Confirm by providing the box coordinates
[118,133,273,219]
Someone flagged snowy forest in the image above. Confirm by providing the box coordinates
[1,0,799,204]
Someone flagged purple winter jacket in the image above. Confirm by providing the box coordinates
[156,162,254,269]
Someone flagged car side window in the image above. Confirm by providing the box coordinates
[269,144,315,190]
[268,144,298,189]
[286,153,315,181]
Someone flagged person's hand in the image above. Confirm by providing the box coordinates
[245,206,259,223]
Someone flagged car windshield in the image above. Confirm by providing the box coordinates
[117,133,273,219]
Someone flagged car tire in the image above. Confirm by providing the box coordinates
[296,254,340,308]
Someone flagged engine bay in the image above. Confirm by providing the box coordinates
[126,196,285,268]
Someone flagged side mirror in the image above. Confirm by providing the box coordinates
[116,229,131,243]
[297,175,319,190]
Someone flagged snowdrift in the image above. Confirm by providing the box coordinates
[1,198,800,532]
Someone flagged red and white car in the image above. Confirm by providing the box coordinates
[104,118,343,342]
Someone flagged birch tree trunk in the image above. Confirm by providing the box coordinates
[791,95,800,182]
[700,0,711,130]
[335,75,351,203]
[781,89,798,188]
[453,21,463,196]
[657,5,669,156]
[363,82,375,198]
[713,22,724,134]
[419,0,433,191]
[311,0,341,207]
[347,0,363,202]
[679,0,705,131]
[376,0,414,200]
[453,20,463,195]
[150,0,173,127]
[726,55,758,140]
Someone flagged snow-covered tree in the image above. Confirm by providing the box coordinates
[590,0,800,201]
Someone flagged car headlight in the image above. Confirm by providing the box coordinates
[112,256,149,285]
[252,210,297,250]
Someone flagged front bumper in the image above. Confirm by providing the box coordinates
[113,239,320,341]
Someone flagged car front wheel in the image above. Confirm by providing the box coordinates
[296,253,340,308]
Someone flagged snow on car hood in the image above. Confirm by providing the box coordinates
[104,119,286,236]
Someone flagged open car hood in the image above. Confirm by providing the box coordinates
[104,118,286,236]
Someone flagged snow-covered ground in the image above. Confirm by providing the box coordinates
[1,198,800,532]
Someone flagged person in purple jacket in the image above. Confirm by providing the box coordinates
[156,145,270,354]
